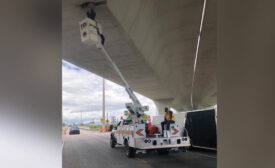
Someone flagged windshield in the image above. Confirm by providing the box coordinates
[71,126,79,130]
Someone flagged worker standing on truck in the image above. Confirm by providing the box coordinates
[124,110,149,123]
[124,110,133,120]
[124,111,150,133]
[161,107,175,134]
[141,113,149,123]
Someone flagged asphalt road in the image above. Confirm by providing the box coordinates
[63,129,216,168]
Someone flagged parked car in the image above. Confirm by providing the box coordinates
[69,126,80,135]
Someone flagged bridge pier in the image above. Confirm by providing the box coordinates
[153,99,173,115]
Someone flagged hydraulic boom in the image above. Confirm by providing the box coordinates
[98,43,149,123]
[79,17,148,123]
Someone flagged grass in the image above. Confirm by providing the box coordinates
[88,124,116,131]
[88,125,102,130]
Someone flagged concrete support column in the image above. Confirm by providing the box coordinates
[153,99,173,115]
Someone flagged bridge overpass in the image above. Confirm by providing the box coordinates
[62,0,216,114]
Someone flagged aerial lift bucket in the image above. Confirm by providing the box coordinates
[79,18,102,47]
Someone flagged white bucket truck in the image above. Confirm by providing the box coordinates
[79,17,191,157]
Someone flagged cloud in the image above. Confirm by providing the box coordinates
[62,60,157,124]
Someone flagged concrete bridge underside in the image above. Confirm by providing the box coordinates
[63,0,216,114]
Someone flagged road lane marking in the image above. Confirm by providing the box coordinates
[136,157,148,164]
[195,153,217,159]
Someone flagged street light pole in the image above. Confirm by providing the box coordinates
[80,111,82,125]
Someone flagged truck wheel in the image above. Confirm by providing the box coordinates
[110,138,116,148]
[110,134,116,148]
[157,149,169,155]
[125,141,135,158]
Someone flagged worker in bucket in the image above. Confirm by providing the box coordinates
[86,3,96,20]
[161,107,175,134]
[79,2,105,45]
[78,2,96,20]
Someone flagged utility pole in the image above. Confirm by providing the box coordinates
[80,111,82,125]
[106,111,109,129]
[102,78,105,131]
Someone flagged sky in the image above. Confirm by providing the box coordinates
[62,60,157,125]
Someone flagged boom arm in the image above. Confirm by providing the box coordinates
[99,43,148,120]
[79,17,148,123]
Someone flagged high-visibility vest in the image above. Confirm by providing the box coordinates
[126,113,148,121]
[171,114,175,121]
[126,113,133,120]
[165,112,175,121]
[142,114,148,122]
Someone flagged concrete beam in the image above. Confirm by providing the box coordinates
[63,0,216,112]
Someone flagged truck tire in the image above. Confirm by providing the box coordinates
[157,149,169,155]
[110,134,116,148]
[125,141,135,158]
[110,138,116,148]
